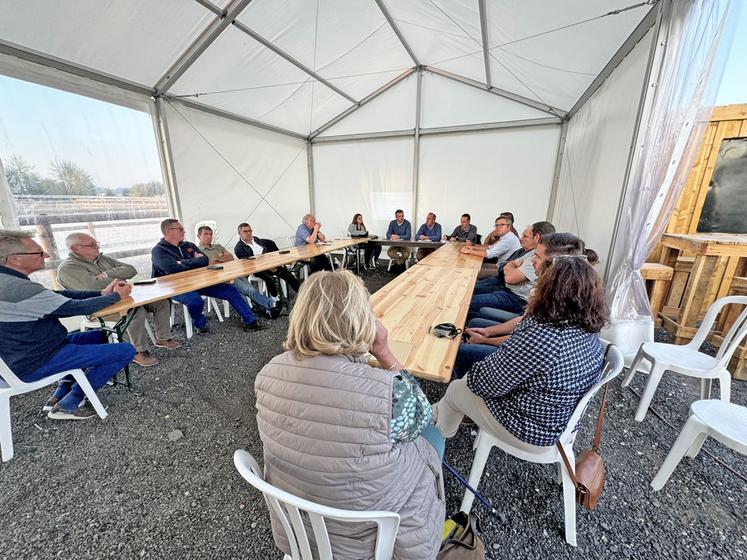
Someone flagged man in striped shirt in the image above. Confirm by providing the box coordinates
[0,231,135,420]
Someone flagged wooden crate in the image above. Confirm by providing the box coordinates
[641,263,673,327]
[710,276,747,380]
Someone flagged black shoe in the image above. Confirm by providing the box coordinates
[195,325,209,334]
[242,321,265,332]
[269,302,284,319]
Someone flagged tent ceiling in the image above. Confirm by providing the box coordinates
[0,0,655,137]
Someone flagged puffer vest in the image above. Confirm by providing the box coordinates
[255,352,445,559]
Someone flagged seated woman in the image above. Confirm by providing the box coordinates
[453,232,598,378]
[347,212,381,267]
[436,254,608,450]
[255,270,444,560]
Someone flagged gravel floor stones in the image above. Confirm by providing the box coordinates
[1,263,745,559]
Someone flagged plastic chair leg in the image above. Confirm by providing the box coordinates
[144,321,156,345]
[700,378,712,400]
[0,395,14,462]
[622,348,645,387]
[223,300,230,319]
[634,363,665,422]
[459,432,493,514]
[718,371,731,403]
[72,372,108,420]
[560,457,577,546]
[651,416,706,491]
[182,305,194,339]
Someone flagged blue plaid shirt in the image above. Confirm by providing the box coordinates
[466,315,603,446]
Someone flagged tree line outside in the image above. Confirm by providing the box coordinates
[4,154,164,197]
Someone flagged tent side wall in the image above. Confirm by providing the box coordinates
[550,27,656,273]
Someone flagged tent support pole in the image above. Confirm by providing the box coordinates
[374,0,420,66]
[307,142,316,215]
[546,121,568,223]
[411,69,423,222]
[567,2,659,119]
[478,0,491,88]
[153,98,183,220]
[604,0,669,283]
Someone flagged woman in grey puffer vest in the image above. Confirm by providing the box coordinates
[255,270,445,559]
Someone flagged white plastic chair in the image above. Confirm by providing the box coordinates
[194,219,218,240]
[651,399,747,490]
[459,343,624,546]
[0,356,108,462]
[622,295,747,422]
[233,450,400,560]
[386,248,411,271]
[170,297,226,339]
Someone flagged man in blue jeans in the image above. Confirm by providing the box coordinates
[151,219,262,333]
[0,230,136,420]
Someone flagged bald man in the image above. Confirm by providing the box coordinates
[57,232,180,367]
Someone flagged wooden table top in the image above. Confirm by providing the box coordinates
[368,239,446,248]
[417,241,484,268]
[661,233,747,256]
[94,239,365,317]
[370,242,482,383]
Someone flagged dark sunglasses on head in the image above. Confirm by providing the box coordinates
[430,323,462,339]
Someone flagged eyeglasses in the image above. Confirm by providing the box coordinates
[9,251,47,257]
[430,323,462,339]
[551,254,588,263]
[74,242,100,248]
[494,223,508,228]
[168,227,185,232]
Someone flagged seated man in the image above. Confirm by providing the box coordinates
[294,214,332,274]
[0,230,135,420]
[461,214,521,279]
[414,212,441,261]
[467,221,555,319]
[233,223,300,298]
[445,213,478,243]
[196,225,281,319]
[386,209,412,267]
[152,219,261,333]
[57,232,179,367]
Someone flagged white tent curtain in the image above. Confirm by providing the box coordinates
[605,0,740,355]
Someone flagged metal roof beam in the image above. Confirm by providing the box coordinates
[231,20,358,105]
[155,0,254,95]
[424,66,567,119]
[478,0,491,88]
[567,2,659,120]
[374,0,420,67]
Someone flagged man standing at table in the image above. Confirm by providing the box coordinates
[294,214,332,274]
[0,230,135,420]
[57,232,179,367]
[233,223,300,300]
[196,225,282,319]
[445,213,478,243]
[152,219,262,333]
[386,209,412,267]
[414,212,441,261]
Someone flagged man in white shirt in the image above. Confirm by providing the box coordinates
[233,223,300,296]
[461,215,520,266]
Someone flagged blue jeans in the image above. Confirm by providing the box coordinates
[478,307,520,323]
[467,318,499,329]
[454,342,497,379]
[232,277,275,311]
[22,330,135,410]
[173,283,257,328]
[421,424,445,460]
[473,274,505,295]
[468,288,525,320]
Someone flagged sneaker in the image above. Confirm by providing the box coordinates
[132,351,159,367]
[42,396,59,413]
[48,402,97,421]
[155,339,181,350]
[265,302,284,319]
[242,321,265,332]
[195,326,210,334]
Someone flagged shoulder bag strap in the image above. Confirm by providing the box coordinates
[556,443,579,489]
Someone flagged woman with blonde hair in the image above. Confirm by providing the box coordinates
[255,269,444,559]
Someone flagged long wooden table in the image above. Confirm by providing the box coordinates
[94,239,366,317]
[371,241,483,383]
[368,239,446,249]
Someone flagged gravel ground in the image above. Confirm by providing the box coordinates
[1,263,745,560]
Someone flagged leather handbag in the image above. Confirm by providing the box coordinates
[556,363,611,510]
[437,511,486,559]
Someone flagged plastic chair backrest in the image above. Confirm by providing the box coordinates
[688,295,747,353]
[233,450,400,560]
[559,342,624,444]
[0,355,24,388]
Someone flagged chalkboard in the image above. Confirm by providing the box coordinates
[698,137,747,234]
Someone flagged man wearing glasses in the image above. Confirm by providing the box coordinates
[57,232,179,367]
[461,214,521,270]
[151,219,261,334]
[0,230,135,420]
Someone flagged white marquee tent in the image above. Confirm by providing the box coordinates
[0,0,739,355]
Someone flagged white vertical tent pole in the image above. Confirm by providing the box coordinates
[0,156,19,228]
[411,68,423,223]
[307,141,315,215]
[153,98,183,220]
[603,0,669,282]
[546,120,568,223]
[478,0,491,88]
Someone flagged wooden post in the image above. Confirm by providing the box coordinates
[35,214,60,288]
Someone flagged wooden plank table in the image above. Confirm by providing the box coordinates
[370,242,483,382]
[658,233,747,343]
[94,239,365,317]
[368,239,446,249]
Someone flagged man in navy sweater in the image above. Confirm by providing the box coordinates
[234,223,299,297]
[151,219,260,333]
[0,230,136,420]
